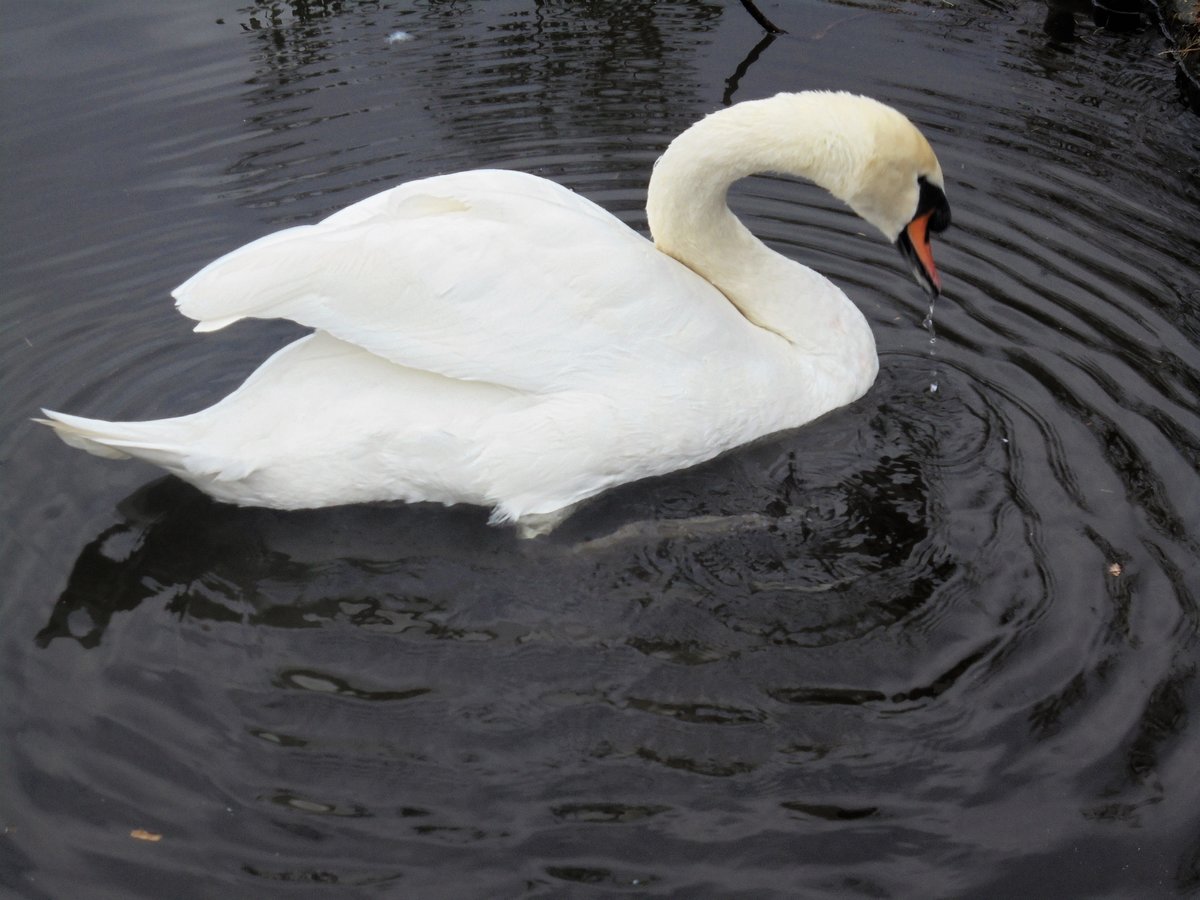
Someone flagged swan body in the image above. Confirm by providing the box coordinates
[40,92,950,528]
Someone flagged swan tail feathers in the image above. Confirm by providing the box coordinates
[35,410,247,481]
[37,410,142,460]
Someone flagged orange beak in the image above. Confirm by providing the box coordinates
[902,210,941,295]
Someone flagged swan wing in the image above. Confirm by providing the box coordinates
[173,170,743,393]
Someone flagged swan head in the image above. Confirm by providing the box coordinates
[829,96,952,297]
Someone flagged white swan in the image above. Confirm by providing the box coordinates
[39,91,950,531]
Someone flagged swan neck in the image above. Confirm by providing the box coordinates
[645,96,869,344]
[646,95,864,257]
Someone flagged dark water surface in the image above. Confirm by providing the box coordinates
[3,1,1199,897]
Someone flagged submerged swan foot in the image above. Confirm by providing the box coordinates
[511,506,578,539]
[569,511,785,551]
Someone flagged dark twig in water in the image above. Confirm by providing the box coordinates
[739,0,786,34]
[723,32,779,105]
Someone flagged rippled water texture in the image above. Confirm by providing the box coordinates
[3,1,1199,897]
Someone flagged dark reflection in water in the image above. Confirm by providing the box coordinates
[1043,0,1145,44]
[228,0,726,216]
[3,0,1200,897]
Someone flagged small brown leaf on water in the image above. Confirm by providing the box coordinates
[130,829,162,842]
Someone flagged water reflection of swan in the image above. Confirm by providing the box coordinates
[36,415,947,653]
[34,478,513,648]
[40,92,950,532]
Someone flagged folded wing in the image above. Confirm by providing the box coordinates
[173,170,738,394]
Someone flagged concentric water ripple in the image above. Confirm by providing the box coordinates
[3,1,1199,897]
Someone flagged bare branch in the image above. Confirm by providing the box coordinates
[738,0,786,34]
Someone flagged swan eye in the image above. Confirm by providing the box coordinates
[916,176,951,233]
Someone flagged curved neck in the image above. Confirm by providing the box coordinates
[646,95,871,347]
